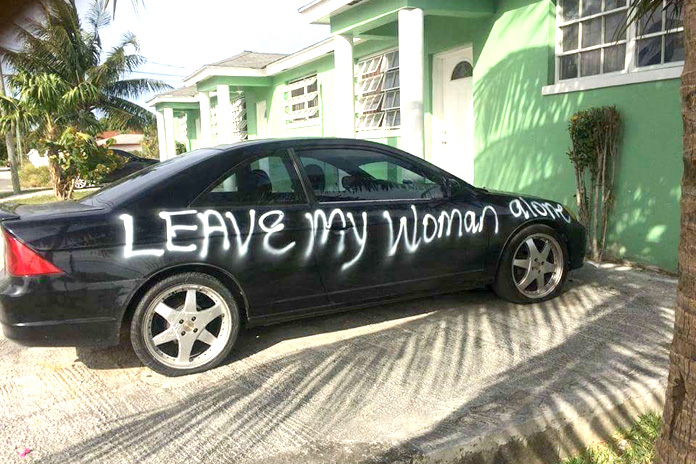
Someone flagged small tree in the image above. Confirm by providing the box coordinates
[567,106,622,262]
[139,123,159,159]
[0,0,169,199]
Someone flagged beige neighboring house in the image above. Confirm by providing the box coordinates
[96,131,144,152]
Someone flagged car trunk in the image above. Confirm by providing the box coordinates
[0,201,108,252]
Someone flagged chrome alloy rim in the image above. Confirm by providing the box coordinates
[142,284,232,369]
[511,233,564,299]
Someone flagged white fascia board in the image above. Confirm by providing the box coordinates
[298,0,357,24]
[183,66,268,86]
[266,38,335,75]
[146,96,199,108]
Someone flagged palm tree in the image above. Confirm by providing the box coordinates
[626,0,696,461]
[0,0,169,199]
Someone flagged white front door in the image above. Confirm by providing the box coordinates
[256,100,268,138]
[432,46,475,183]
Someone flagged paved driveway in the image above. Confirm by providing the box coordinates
[0,264,675,463]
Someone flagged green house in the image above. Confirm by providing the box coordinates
[148,0,683,271]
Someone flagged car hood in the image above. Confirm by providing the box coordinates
[479,188,549,202]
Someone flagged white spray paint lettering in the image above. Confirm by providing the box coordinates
[121,199,569,268]
[508,197,571,223]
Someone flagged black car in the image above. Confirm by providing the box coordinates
[0,138,585,376]
[73,148,158,189]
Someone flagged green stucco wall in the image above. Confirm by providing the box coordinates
[472,0,682,270]
[170,0,682,270]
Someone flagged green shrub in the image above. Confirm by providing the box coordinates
[18,164,51,188]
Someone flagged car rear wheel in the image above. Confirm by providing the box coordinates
[131,272,240,376]
[493,224,568,304]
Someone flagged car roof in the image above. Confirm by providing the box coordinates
[78,138,423,211]
[214,137,402,152]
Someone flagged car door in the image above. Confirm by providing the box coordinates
[191,148,330,319]
[292,145,459,306]
[427,175,493,278]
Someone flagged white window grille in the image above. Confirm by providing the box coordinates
[355,50,400,132]
[286,75,320,124]
[230,97,248,142]
[556,0,683,81]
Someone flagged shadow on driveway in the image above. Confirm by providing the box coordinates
[0,264,675,464]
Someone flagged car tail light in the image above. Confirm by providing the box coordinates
[3,230,63,277]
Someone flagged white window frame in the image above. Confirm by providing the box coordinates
[355,48,400,133]
[230,96,248,142]
[285,74,320,125]
[545,0,683,95]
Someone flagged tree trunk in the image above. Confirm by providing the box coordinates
[655,0,696,461]
[15,124,23,166]
[4,127,19,194]
[591,167,600,260]
[47,155,73,201]
[0,61,20,194]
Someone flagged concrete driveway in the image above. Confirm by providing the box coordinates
[0,263,675,464]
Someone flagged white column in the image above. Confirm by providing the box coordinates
[398,8,425,158]
[198,91,212,147]
[163,107,176,159]
[216,84,232,144]
[155,111,168,162]
[334,34,355,138]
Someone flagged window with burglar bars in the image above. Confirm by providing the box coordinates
[285,75,320,124]
[557,0,683,81]
[230,97,248,142]
[355,50,400,132]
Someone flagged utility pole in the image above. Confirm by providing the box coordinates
[0,59,20,194]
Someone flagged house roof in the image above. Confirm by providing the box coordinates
[155,85,199,98]
[178,39,335,88]
[147,85,200,106]
[210,51,288,69]
[298,0,365,24]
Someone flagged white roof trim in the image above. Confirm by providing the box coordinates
[146,95,199,107]
[183,66,268,87]
[298,0,359,24]
[266,38,335,75]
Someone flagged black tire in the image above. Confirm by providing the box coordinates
[131,272,240,376]
[493,224,569,304]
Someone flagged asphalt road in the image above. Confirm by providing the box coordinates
[0,263,676,463]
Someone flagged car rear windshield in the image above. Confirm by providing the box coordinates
[79,148,221,209]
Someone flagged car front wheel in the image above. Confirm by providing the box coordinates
[493,224,568,304]
[131,272,240,376]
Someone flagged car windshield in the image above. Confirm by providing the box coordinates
[79,148,220,209]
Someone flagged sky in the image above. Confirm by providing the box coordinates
[74,0,330,104]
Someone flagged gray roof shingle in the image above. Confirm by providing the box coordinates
[156,85,198,98]
[210,51,288,68]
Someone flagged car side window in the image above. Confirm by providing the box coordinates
[195,152,306,207]
[297,148,445,202]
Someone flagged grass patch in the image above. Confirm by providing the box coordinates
[18,164,51,188]
[1,190,92,208]
[562,413,661,464]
